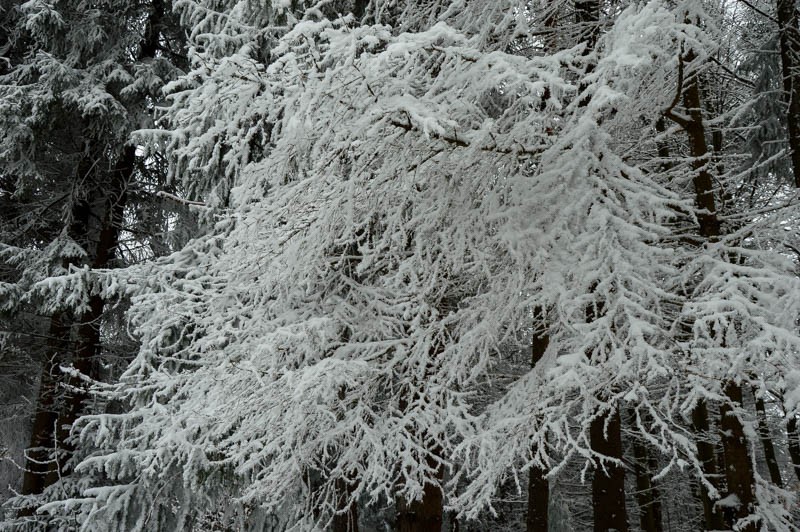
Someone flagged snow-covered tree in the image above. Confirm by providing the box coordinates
[4,0,800,531]
[0,0,188,525]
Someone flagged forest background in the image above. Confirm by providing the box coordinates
[3,0,800,530]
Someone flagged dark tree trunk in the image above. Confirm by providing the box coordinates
[666,45,757,531]
[20,313,70,499]
[351,0,369,19]
[20,145,134,498]
[753,390,783,488]
[690,401,725,530]
[630,413,664,532]
[396,479,443,532]
[527,466,549,532]
[575,0,600,51]
[331,478,359,532]
[787,415,800,482]
[777,0,800,187]
[526,316,549,532]
[673,49,720,240]
[590,409,628,532]
[574,3,628,529]
[718,383,756,531]
[779,0,800,487]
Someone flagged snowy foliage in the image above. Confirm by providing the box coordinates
[4,0,800,530]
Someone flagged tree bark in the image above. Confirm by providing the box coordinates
[573,3,628,528]
[20,313,70,499]
[690,401,725,530]
[787,415,800,482]
[776,0,800,187]
[630,413,664,532]
[753,389,783,488]
[526,318,549,532]
[718,383,756,530]
[590,409,628,532]
[526,466,549,532]
[779,0,800,487]
[666,45,757,531]
[396,476,443,532]
[331,478,359,532]
[21,145,134,498]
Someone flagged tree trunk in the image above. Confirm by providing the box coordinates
[527,466,549,532]
[575,0,600,51]
[21,145,134,498]
[630,412,664,532]
[776,0,800,187]
[573,3,628,528]
[526,317,549,532]
[590,409,628,532]
[787,415,800,482]
[779,0,800,488]
[718,383,756,530]
[331,478,359,532]
[691,401,726,530]
[396,478,443,532]
[20,313,70,499]
[753,389,783,488]
[666,45,757,531]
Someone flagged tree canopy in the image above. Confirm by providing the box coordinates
[3,0,800,531]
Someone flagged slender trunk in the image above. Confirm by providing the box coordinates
[675,49,720,240]
[526,317,549,532]
[630,412,664,532]
[20,145,133,498]
[787,415,800,482]
[651,117,712,528]
[590,409,628,532]
[753,389,783,488]
[718,383,756,529]
[20,313,70,499]
[779,0,800,487]
[574,3,628,528]
[666,45,757,531]
[691,401,725,530]
[777,0,800,187]
[396,344,445,531]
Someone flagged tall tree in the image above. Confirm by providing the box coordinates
[776,0,800,186]
[0,0,186,519]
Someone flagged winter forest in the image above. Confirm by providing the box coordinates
[6,0,800,530]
